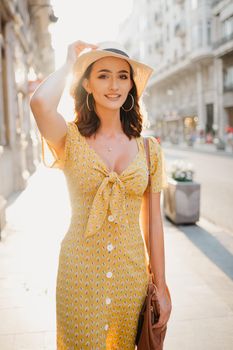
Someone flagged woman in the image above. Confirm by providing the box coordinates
[30,40,172,349]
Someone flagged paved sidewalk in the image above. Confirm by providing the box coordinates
[0,165,233,349]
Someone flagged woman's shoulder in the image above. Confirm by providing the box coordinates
[66,120,82,138]
[64,120,84,151]
[66,120,78,131]
[141,135,162,151]
[147,135,160,145]
[146,136,164,166]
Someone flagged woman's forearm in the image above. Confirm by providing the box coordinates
[151,213,167,290]
[30,62,72,112]
[140,192,167,290]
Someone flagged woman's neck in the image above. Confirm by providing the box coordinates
[95,106,124,137]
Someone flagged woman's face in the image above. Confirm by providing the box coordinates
[82,56,133,112]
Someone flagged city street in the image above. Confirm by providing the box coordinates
[0,164,233,349]
[163,144,233,232]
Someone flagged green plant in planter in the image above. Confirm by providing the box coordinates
[169,160,194,182]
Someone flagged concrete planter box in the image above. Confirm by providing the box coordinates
[163,178,200,224]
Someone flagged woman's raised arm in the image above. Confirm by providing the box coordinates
[30,41,98,156]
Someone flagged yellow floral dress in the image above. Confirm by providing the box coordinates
[41,121,167,350]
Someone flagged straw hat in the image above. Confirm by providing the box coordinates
[70,41,154,98]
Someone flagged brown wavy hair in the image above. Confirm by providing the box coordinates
[70,61,143,140]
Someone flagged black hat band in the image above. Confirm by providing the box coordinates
[103,48,129,58]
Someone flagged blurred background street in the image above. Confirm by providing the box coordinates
[0,0,233,349]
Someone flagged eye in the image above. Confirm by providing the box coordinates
[98,74,108,79]
[119,74,128,79]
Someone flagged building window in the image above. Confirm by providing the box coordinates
[206,104,214,134]
[207,19,211,45]
[192,22,202,48]
[167,24,169,41]
[224,66,233,91]
[222,16,233,39]
[154,39,163,54]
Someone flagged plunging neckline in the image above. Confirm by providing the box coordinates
[81,132,142,177]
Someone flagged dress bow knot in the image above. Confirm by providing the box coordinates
[107,172,120,184]
[84,170,128,238]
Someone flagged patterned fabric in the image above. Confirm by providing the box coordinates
[41,121,168,350]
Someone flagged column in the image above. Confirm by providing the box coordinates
[5,21,27,191]
[214,58,224,139]
[4,21,18,147]
[196,64,206,131]
[0,15,7,145]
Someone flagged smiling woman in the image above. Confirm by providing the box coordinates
[71,55,142,140]
[30,40,171,349]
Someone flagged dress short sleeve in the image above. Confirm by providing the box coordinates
[148,137,168,193]
[40,121,75,169]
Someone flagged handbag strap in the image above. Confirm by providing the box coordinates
[143,137,153,279]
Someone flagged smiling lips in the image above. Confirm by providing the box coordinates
[105,94,121,100]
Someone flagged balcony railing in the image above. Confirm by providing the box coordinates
[213,31,233,49]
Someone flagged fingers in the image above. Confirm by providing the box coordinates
[153,287,172,329]
[66,40,98,67]
[154,320,167,329]
[86,43,98,49]
[73,41,98,58]
[153,303,172,329]
[72,40,98,51]
[153,314,167,329]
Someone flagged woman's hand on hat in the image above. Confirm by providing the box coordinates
[66,40,98,69]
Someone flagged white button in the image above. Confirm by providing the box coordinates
[108,215,114,222]
[107,243,113,252]
[106,271,113,278]
[106,297,111,305]
[104,324,109,331]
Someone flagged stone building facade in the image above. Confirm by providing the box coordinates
[118,0,233,145]
[0,0,55,233]
[212,0,233,137]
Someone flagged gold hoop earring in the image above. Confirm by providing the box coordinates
[121,93,134,112]
[86,93,93,112]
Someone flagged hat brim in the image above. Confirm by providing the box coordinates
[70,49,154,98]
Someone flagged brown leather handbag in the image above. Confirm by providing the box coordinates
[135,138,171,350]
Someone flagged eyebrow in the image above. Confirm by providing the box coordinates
[97,69,130,74]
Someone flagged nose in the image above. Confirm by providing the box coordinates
[109,77,119,91]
